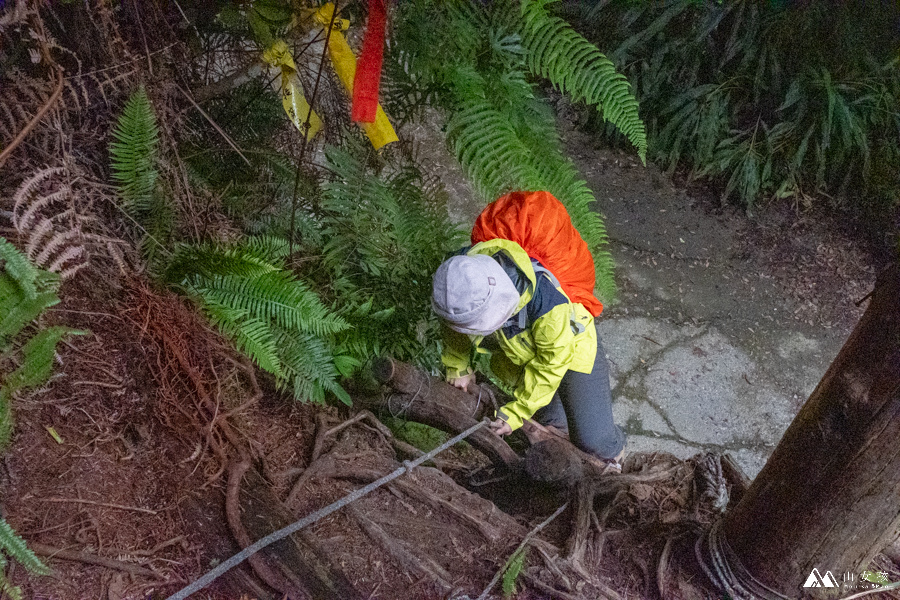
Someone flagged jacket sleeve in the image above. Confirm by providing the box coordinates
[440,323,474,379]
[497,303,575,430]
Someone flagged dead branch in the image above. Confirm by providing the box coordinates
[388,477,502,542]
[29,542,160,579]
[100,535,187,558]
[0,67,64,169]
[565,481,595,570]
[36,497,156,515]
[477,502,569,600]
[522,572,582,600]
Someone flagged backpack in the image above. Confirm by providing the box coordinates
[471,191,603,317]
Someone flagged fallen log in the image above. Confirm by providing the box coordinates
[371,358,628,484]
[366,358,521,471]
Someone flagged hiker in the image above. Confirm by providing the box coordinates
[431,191,626,470]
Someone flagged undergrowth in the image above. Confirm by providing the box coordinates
[564,0,900,216]
[0,238,72,597]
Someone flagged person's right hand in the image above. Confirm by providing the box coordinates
[447,373,476,392]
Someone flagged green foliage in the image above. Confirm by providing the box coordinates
[385,0,643,300]
[0,239,76,597]
[164,238,353,405]
[0,517,49,600]
[109,86,172,268]
[521,0,647,163]
[312,140,467,368]
[0,237,82,450]
[567,0,900,212]
[501,546,527,597]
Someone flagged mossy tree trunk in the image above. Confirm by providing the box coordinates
[721,264,900,597]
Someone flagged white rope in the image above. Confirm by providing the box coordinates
[165,418,490,600]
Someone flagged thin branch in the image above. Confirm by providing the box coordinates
[174,84,252,167]
[36,497,157,515]
[476,502,570,600]
[30,543,161,578]
[0,67,64,169]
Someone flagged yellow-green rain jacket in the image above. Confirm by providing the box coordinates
[440,239,597,430]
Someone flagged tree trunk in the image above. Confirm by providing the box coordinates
[720,264,900,597]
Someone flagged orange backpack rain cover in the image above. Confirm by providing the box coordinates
[471,190,603,317]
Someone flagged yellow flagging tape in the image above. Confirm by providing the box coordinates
[314,3,398,150]
[263,40,323,141]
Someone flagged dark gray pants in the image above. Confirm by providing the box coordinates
[533,335,626,460]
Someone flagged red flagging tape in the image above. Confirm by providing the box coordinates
[351,0,387,123]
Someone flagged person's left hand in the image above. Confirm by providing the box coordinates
[488,419,512,437]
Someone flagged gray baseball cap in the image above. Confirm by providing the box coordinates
[432,254,520,336]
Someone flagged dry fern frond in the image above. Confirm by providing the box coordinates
[10,168,88,280]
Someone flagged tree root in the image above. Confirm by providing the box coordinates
[347,504,455,594]
[226,460,308,599]
[388,477,503,542]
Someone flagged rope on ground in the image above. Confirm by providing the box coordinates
[476,501,570,600]
[696,520,792,600]
[165,418,490,600]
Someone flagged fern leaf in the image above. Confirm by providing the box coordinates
[0,277,60,341]
[0,388,12,451]
[109,86,160,214]
[6,326,82,392]
[195,271,348,338]
[501,546,526,598]
[445,99,540,200]
[0,237,40,300]
[164,243,277,284]
[0,518,49,576]
[520,0,647,163]
[201,301,285,379]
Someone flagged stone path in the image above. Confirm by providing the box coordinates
[567,129,856,478]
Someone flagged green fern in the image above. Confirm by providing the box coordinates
[110,87,159,214]
[109,86,172,267]
[520,0,647,163]
[569,0,900,212]
[1,237,82,449]
[0,517,49,600]
[164,239,352,404]
[385,0,641,300]
[501,546,526,597]
[313,140,467,368]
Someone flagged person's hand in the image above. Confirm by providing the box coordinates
[448,373,476,392]
[488,418,512,437]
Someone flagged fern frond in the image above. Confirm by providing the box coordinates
[445,99,540,200]
[9,170,87,281]
[11,167,67,231]
[0,237,40,300]
[192,271,348,338]
[164,243,277,284]
[0,272,60,342]
[501,546,526,597]
[0,518,49,576]
[201,301,284,378]
[6,326,82,392]
[109,86,160,214]
[520,0,647,163]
